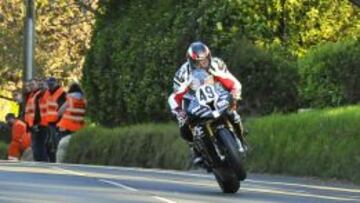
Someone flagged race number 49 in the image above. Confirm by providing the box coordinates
[196,85,217,105]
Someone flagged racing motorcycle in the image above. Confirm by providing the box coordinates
[183,69,248,193]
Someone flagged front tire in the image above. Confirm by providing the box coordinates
[213,167,240,193]
[218,128,247,180]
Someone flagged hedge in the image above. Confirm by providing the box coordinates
[246,105,360,183]
[224,39,299,115]
[65,123,189,170]
[65,105,360,184]
[0,142,7,159]
[298,38,360,108]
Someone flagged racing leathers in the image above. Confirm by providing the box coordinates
[168,57,244,142]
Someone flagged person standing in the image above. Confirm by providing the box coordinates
[44,77,66,162]
[32,78,50,161]
[24,79,40,125]
[56,83,86,163]
[24,79,43,160]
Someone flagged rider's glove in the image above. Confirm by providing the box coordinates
[231,90,242,101]
[173,108,188,127]
[230,90,242,111]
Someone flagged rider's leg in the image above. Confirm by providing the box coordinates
[229,110,245,137]
[179,124,203,165]
[179,124,193,142]
[229,110,249,151]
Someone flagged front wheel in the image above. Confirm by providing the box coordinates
[218,128,247,181]
[213,167,240,193]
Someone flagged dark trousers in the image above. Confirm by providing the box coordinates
[180,125,193,143]
[46,124,59,163]
[31,126,49,162]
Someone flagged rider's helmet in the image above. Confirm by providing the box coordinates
[186,41,211,69]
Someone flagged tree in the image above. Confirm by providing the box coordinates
[0,0,98,91]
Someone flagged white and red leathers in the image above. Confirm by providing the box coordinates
[168,57,242,114]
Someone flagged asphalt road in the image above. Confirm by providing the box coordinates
[0,161,359,203]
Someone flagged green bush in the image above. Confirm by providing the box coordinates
[65,123,189,170]
[0,142,7,159]
[65,105,360,184]
[298,38,360,108]
[246,105,360,183]
[224,40,299,115]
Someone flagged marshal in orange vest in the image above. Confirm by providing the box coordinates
[24,90,41,127]
[46,87,66,123]
[39,90,50,126]
[57,95,86,132]
[8,119,32,159]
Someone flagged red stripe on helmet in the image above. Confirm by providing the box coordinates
[191,51,197,60]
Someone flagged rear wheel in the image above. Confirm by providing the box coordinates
[218,128,247,180]
[213,167,240,193]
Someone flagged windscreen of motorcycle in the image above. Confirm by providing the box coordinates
[190,68,214,91]
[188,68,217,107]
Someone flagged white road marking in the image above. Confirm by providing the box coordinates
[242,188,359,202]
[246,179,360,193]
[3,162,359,202]
[79,171,359,202]
[52,166,87,176]
[98,179,138,192]
[97,174,359,202]
[105,167,360,194]
[99,179,177,203]
[153,196,177,203]
[51,164,360,201]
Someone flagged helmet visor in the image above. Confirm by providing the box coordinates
[193,58,209,69]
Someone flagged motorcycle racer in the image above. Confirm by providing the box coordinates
[168,41,245,164]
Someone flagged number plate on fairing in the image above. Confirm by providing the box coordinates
[195,84,218,106]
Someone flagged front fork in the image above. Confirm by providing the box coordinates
[190,123,224,167]
[225,118,248,153]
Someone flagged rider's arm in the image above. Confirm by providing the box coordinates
[209,57,242,100]
[168,64,191,113]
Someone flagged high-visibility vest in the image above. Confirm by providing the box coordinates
[8,119,31,159]
[57,96,86,132]
[39,90,50,126]
[24,91,41,127]
[46,87,65,123]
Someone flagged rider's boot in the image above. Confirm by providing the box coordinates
[230,111,249,151]
[191,146,203,166]
[190,145,212,172]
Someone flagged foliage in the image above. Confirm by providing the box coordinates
[64,123,189,170]
[298,38,360,107]
[224,39,299,115]
[0,90,19,122]
[83,0,359,126]
[65,105,360,184]
[82,0,348,126]
[83,0,185,126]
[181,0,360,56]
[0,141,7,159]
[0,0,98,90]
[246,105,360,183]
